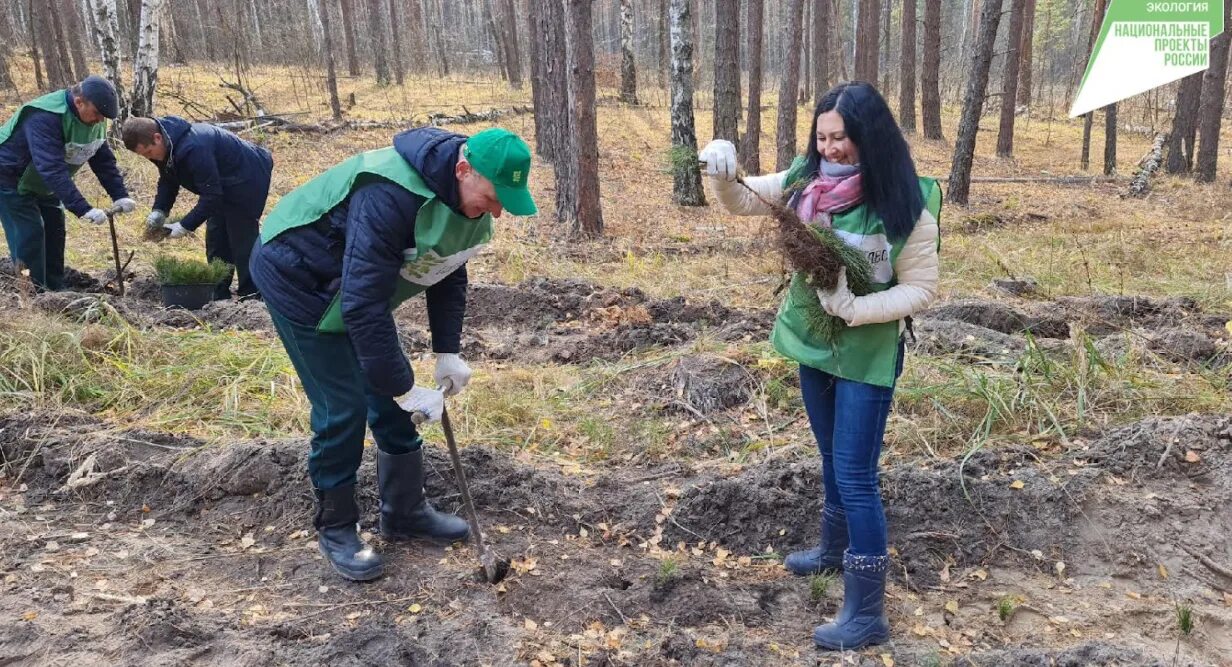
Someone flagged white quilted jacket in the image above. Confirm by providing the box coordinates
[711,172,939,328]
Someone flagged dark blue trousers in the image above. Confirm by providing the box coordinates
[267,305,420,489]
[0,185,67,291]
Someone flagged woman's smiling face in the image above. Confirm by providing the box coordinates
[816,111,859,166]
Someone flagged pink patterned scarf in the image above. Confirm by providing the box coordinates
[794,162,864,228]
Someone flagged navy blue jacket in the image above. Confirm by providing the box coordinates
[251,128,471,397]
[0,90,128,217]
[151,116,273,230]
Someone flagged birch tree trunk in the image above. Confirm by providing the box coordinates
[619,0,638,103]
[670,0,705,205]
[92,0,125,107]
[131,0,166,118]
[947,0,1003,205]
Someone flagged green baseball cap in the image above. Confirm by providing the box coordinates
[462,128,537,216]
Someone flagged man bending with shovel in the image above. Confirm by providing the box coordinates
[250,126,536,581]
[0,75,135,290]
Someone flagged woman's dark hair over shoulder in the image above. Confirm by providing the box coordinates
[805,81,924,241]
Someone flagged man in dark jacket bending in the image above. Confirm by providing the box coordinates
[123,116,274,300]
[249,126,536,581]
[0,75,135,290]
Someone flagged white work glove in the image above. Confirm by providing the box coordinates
[146,209,167,229]
[113,197,137,213]
[163,222,189,239]
[698,139,738,182]
[82,208,108,225]
[433,353,471,397]
[395,386,445,423]
[817,267,857,324]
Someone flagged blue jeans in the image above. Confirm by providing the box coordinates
[267,305,421,489]
[0,185,67,290]
[799,342,904,556]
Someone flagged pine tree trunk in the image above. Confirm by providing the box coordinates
[0,41,17,94]
[430,0,449,76]
[920,0,942,139]
[34,0,71,88]
[484,0,510,83]
[1079,0,1106,171]
[533,0,570,165]
[669,0,705,205]
[1164,72,1202,174]
[619,0,638,103]
[659,0,669,88]
[406,0,426,70]
[854,0,879,82]
[49,2,77,85]
[566,0,603,237]
[63,0,91,80]
[947,0,1003,205]
[776,0,806,171]
[740,0,763,175]
[92,0,125,110]
[995,0,1024,157]
[1103,103,1117,175]
[339,0,361,76]
[880,0,892,91]
[712,0,740,143]
[130,0,164,118]
[500,0,523,88]
[28,0,46,91]
[1194,0,1231,183]
[801,0,811,104]
[1016,0,1035,106]
[898,0,916,132]
[388,0,405,85]
[528,0,551,158]
[367,0,391,85]
[813,0,831,105]
[318,0,343,118]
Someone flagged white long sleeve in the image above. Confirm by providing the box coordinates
[709,171,787,216]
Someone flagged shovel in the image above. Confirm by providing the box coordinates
[411,381,510,584]
[103,204,128,296]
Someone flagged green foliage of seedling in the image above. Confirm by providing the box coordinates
[1176,602,1194,635]
[665,145,700,179]
[656,557,680,586]
[808,573,836,602]
[997,595,1017,622]
[153,256,233,286]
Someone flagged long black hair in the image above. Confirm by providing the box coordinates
[804,81,923,241]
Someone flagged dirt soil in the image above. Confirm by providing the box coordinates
[1,271,1230,665]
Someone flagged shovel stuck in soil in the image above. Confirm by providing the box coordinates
[412,385,511,585]
[104,204,132,297]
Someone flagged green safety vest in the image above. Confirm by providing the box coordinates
[260,146,493,334]
[0,89,107,198]
[770,158,942,388]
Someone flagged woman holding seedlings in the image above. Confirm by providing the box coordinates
[698,81,941,650]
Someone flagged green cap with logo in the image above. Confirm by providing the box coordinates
[462,128,537,216]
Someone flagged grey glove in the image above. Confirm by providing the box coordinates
[82,208,108,225]
[113,198,137,213]
[146,209,168,230]
[164,222,190,239]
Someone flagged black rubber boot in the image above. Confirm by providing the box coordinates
[784,506,848,576]
[812,551,891,650]
[314,484,383,581]
[376,448,470,543]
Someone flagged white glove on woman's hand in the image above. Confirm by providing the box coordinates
[395,386,445,423]
[433,353,471,397]
[698,139,739,182]
[817,268,857,324]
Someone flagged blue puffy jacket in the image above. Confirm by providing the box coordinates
[0,90,128,216]
[151,116,273,230]
[250,128,470,397]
